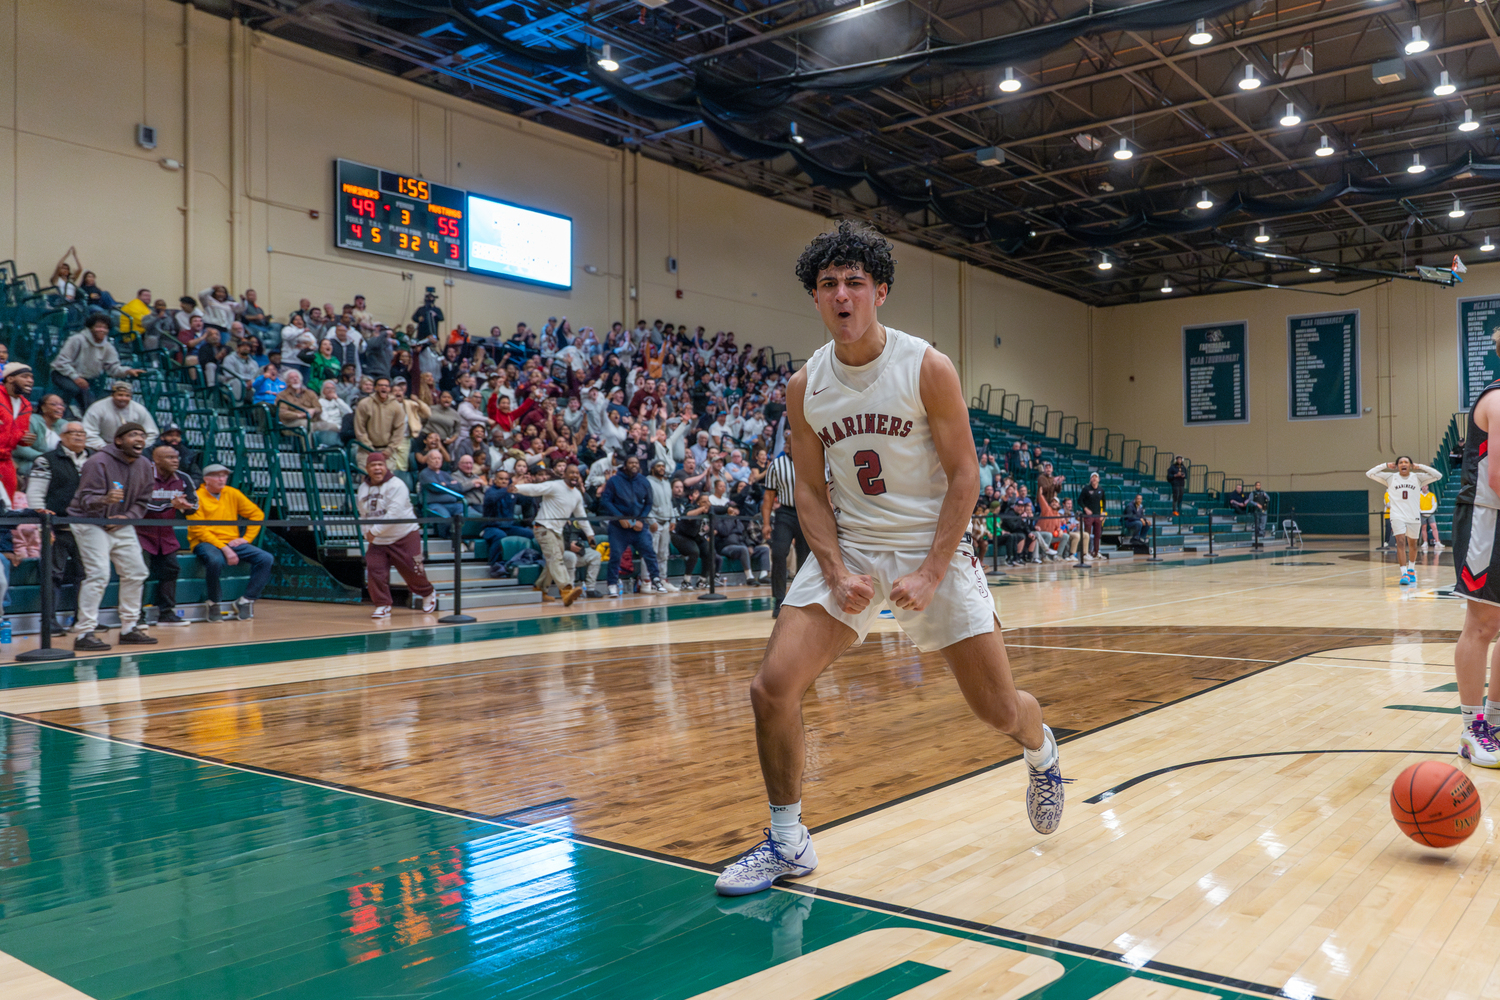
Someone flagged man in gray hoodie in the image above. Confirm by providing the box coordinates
[50,314,145,416]
[67,422,156,650]
[648,460,679,592]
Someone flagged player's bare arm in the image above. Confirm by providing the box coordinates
[889,348,979,612]
[786,366,874,614]
[1479,391,1500,497]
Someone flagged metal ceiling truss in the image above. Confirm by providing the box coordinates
[197,0,1500,305]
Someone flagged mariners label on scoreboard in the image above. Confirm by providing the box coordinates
[336,159,465,270]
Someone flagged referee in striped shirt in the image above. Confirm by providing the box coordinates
[762,451,809,618]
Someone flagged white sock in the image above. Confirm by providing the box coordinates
[1464,704,1482,730]
[1485,699,1500,722]
[769,802,806,848]
[1023,729,1056,770]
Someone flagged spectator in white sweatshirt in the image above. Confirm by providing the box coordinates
[82,382,159,452]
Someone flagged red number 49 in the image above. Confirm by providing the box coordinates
[854,450,886,496]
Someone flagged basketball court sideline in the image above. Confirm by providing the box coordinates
[0,542,1487,1000]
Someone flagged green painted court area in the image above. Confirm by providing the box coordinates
[0,718,1279,1000]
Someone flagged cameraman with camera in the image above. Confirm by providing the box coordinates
[412,288,444,346]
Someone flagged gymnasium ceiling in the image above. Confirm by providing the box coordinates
[193,0,1500,306]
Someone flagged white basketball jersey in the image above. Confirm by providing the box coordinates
[801,327,946,550]
[1385,473,1424,522]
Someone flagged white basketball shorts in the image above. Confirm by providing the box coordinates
[1390,516,1420,539]
[782,539,998,652]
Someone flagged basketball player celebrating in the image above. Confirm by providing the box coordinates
[1453,357,1500,767]
[1366,457,1442,586]
[715,221,1066,896]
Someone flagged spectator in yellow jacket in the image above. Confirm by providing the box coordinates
[187,464,274,621]
[118,289,152,340]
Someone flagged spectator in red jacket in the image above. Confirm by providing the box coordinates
[488,391,535,432]
[0,363,36,496]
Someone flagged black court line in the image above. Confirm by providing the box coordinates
[1084,749,1457,803]
[0,710,1323,1000]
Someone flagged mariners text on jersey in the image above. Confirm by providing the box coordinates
[814,413,915,446]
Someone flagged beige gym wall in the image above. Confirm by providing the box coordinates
[1091,267,1486,497]
[0,0,1090,419]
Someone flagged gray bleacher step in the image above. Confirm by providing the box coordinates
[413,588,542,611]
[422,563,516,585]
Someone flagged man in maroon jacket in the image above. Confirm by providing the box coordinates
[139,445,198,626]
[0,362,35,497]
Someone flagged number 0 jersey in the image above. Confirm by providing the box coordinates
[801,327,946,550]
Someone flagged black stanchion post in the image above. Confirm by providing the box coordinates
[1205,513,1217,558]
[1146,517,1163,563]
[698,509,726,602]
[18,511,74,661]
[439,514,476,624]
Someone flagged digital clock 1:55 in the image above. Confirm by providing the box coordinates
[335,159,466,271]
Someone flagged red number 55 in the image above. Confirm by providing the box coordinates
[853,450,886,496]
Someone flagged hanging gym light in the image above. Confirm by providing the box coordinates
[1188,19,1212,45]
[1461,109,1480,132]
[1435,71,1456,97]
[1113,138,1133,160]
[1406,26,1429,55]
[1279,103,1302,127]
[1254,224,1271,243]
[1316,135,1335,157]
[1409,152,1426,174]
[1195,189,1214,210]
[999,67,1022,93]
[596,43,619,72]
[1238,65,1261,90]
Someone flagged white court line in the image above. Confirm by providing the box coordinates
[1294,659,1454,675]
[1004,643,1279,663]
[1017,567,1379,628]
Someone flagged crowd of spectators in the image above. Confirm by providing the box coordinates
[33,264,808,616]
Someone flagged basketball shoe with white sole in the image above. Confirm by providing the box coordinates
[1025,725,1070,835]
[1461,718,1500,768]
[715,830,818,896]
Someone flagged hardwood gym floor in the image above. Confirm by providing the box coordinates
[0,543,1486,999]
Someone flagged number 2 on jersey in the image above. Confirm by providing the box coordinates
[853,450,886,496]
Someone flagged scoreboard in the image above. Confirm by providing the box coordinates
[335,159,466,270]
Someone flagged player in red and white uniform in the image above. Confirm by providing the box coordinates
[1452,364,1500,767]
[1366,458,1441,586]
[715,222,1065,896]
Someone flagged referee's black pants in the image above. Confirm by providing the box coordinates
[771,506,809,611]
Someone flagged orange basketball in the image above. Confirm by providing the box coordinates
[1390,761,1482,848]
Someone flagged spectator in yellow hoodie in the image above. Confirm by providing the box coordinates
[187,464,274,621]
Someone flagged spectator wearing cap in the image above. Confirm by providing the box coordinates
[82,381,159,452]
[27,420,90,633]
[0,362,35,496]
[139,443,198,626]
[50,313,145,416]
[68,421,156,651]
[146,425,201,479]
[187,464,274,621]
[357,452,437,619]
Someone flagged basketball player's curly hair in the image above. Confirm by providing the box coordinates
[794,220,896,294]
